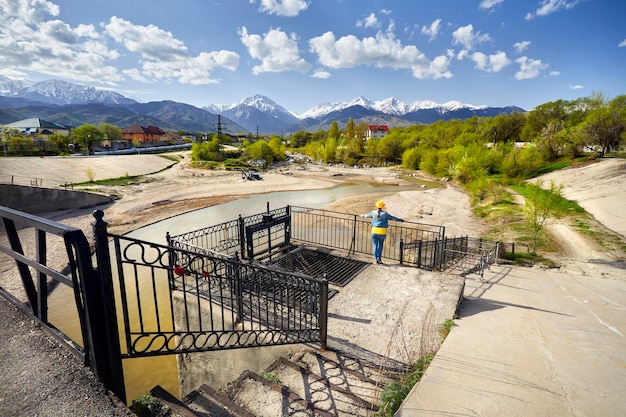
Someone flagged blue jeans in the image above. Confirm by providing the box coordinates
[371,233,386,261]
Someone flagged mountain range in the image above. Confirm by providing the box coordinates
[0,76,525,135]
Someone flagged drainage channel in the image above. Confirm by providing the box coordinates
[269,246,370,288]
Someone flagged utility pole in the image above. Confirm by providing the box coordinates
[217,114,223,143]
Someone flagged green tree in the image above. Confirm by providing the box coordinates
[401,147,422,170]
[191,136,222,161]
[9,136,36,155]
[290,130,311,148]
[523,180,565,253]
[1,127,20,156]
[344,118,356,139]
[324,137,338,163]
[245,139,274,165]
[378,133,405,163]
[99,123,122,142]
[328,121,340,141]
[49,133,71,154]
[268,136,286,161]
[72,124,103,154]
[521,100,572,160]
[500,145,545,180]
[582,94,626,156]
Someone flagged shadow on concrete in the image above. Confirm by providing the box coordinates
[460,296,574,318]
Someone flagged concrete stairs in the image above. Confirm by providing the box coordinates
[154,347,402,417]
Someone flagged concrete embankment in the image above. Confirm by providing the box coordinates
[0,184,113,213]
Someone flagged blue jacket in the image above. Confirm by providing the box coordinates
[362,209,404,232]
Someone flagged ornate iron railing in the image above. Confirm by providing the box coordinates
[108,229,328,358]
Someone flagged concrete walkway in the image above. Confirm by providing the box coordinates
[398,263,626,416]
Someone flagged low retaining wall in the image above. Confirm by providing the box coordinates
[0,184,113,213]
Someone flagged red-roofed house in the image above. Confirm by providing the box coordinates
[366,125,389,140]
[121,125,166,145]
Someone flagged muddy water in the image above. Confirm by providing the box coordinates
[46,182,425,402]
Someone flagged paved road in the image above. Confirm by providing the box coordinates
[398,262,626,416]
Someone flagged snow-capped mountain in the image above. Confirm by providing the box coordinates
[0,76,136,106]
[299,96,488,119]
[0,76,524,134]
[205,94,300,133]
[299,96,375,119]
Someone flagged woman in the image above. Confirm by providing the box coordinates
[361,200,404,264]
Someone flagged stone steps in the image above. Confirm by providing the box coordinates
[157,347,402,417]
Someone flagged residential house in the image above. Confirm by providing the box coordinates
[121,125,167,146]
[3,118,70,136]
[366,125,389,140]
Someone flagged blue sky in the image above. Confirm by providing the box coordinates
[1,0,624,114]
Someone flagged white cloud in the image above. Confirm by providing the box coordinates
[525,0,579,20]
[479,0,505,11]
[550,70,560,76]
[251,0,309,17]
[105,17,239,84]
[311,68,331,79]
[104,17,189,61]
[0,1,240,86]
[456,50,470,60]
[514,40,531,53]
[569,84,584,89]
[421,19,442,41]
[123,68,150,83]
[514,56,548,79]
[1,0,60,22]
[619,39,626,47]
[356,13,380,29]
[138,50,239,85]
[471,51,511,72]
[239,26,310,74]
[309,30,452,79]
[452,24,491,50]
[0,0,123,84]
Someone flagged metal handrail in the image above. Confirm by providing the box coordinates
[0,206,126,402]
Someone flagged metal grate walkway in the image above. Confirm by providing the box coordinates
[270,246,370,287]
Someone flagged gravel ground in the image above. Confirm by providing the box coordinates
[0,297,135,416]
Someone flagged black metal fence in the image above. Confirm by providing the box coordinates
[0,206,125,402]
[170,205,447,267]
[107,227,328,358]
[169,204,291,262]
[289,206,445,263]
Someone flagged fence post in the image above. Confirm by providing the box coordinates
[36,229,48,323]
[399,238,404,265]
[285,205,292,247]
[232,252,244,325]
[91,210,127,403]
[238,215,246,259]
[418,240,422,268]
[166,232,176,289]
[319,276,329,351]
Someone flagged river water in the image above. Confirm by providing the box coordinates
[47,181,426,402]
